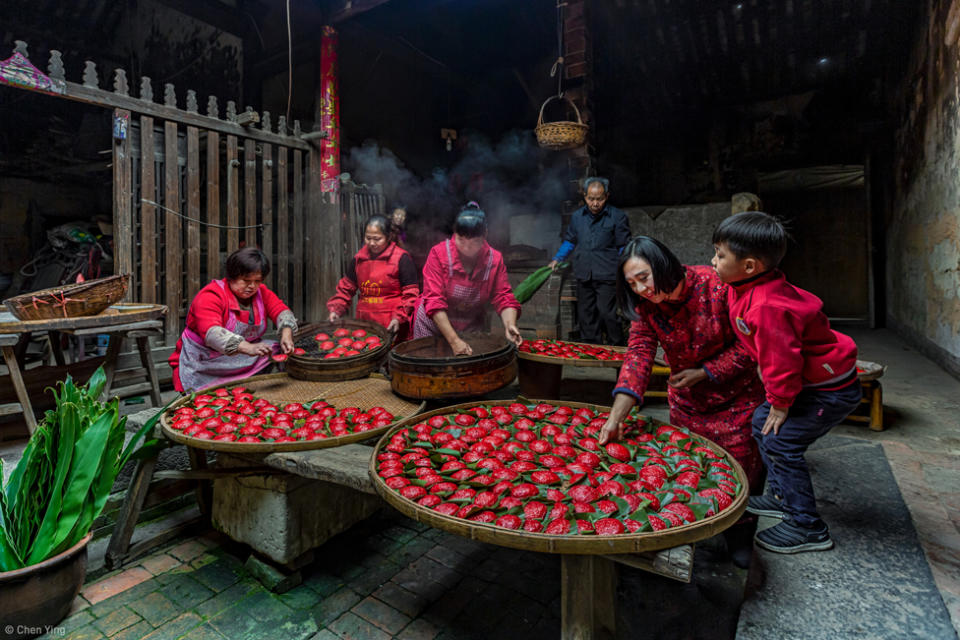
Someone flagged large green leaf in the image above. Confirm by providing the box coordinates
[0,459,25,571]
[83,367,107,402]
[29,402,79,562]
[26,409,112,565]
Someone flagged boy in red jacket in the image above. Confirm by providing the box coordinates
[711,212,861,553]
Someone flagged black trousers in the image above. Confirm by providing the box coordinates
[576,279,624,345]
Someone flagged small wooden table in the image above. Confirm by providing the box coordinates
[0,303,167,433]
[517,343,672,401]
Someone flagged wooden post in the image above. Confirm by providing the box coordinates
[206,130,221,281]
[163,120,182,345]
[261,142,274,289]
[561,555,596,640]
[277,146,290,301]
[292,150,305,320]
[113,108,134,301]
[244,138,257,248]
[226,135,240,251]
[140,116,157,303]
[186,126,201,303]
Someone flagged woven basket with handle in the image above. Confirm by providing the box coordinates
[535,95,589,150]
[2,274,128,321]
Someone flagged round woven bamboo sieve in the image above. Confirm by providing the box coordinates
[160,373,424,453]
[369,398,748,555]
[516,341,627,369]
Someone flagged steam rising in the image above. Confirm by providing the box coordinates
[343,131,571,252]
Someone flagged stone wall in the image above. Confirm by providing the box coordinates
[887,0,960,376]
[622,203,730,266]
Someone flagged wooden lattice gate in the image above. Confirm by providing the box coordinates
[0,40,338,352]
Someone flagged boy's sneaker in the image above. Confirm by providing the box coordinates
[755,519,834,554]
[746,494,786,519]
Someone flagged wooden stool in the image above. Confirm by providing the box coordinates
[845,379,884,431]
[64,320,163,406]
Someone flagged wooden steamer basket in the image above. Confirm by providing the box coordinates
[516,341,627,399]
[368,399,748,554]
[160,373,424,453]
[285,319,391,382]
[388,333,518,400]
[2,274,128,321]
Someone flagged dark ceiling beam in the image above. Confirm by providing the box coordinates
[151,0,261,36]
[327,0,393,24]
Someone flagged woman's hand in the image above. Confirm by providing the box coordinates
[279,327,295,354]
[386,318,400,333]
[599,416,625,445]
[238,340,272,357]
[598,394,638,445]
[450,337,473,356]
[328,311,340,323]
[668,368,708,389]
[504,324,523,346]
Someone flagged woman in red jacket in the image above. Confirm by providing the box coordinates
[169,247,297,392]
[412,203,522,355]
[327,215,420,340]
[599,236,764,566]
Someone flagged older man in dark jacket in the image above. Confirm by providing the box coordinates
[548,177,632,345]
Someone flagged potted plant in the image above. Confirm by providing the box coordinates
[0,367,163,640]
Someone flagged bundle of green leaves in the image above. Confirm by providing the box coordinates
[0,367,162,571]
[514,263,567,304]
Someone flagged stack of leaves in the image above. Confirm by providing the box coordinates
[375,402,740,535]
[168,385,397,443]
[0,368,159,571]
[518,339,626,361]
[514,263,567,304]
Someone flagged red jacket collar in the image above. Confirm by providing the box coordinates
[357,242,397,261]
[730,268,782,294]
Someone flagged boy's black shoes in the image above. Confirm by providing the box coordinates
[755,519,834,554]
[746,494,787,519]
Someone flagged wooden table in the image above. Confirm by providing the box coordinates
[517,343,672,401]
[0,303,167,433]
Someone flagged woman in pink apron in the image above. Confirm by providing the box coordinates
[413,203,522,355]
[169,247,297,392]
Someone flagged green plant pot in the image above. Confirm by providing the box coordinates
[0,533,92,640]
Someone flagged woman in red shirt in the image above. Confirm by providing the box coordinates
[599,236,764,566]
[169,247,297,392]
[327,215,419,340]
[412,203,522,355]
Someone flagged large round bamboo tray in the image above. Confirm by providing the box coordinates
[161,373,424,453]
[516,341,626,368]
[369,398,748,555]
[2,274,128,321]
[285,319,391,382]
[388,333,518,400]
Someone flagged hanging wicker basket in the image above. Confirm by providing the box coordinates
[535,94,589,150]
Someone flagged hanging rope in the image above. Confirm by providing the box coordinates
[141,199,269,229]
[549,1,566,98]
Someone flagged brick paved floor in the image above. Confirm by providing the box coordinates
[44,511,567,640]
